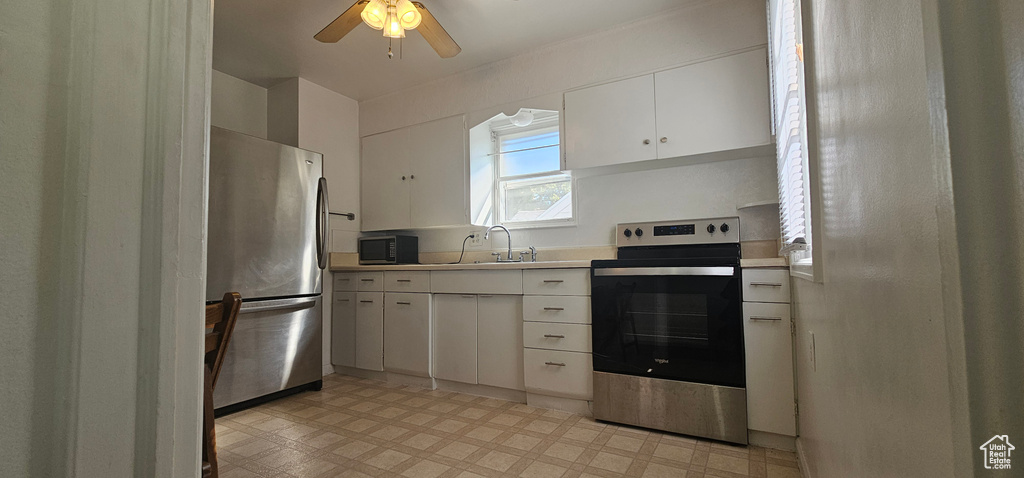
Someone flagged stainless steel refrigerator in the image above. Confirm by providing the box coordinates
[207,126,329,409]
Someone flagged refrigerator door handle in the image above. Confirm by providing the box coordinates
[239,297,318,313]
[316,177,329,269]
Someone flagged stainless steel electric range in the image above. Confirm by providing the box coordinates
[590,217,747,444]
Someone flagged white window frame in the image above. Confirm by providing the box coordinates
[769,0,822,282]
[491,118,575,228]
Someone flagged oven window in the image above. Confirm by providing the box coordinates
[624,293,709,346]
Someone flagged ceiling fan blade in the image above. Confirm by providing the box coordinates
[412,2,461,58]
[314,0,369,43]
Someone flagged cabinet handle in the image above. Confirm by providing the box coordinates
[359,300,374,303]
[361,278,375,282]
[396,301,411,305]
[750,316,783,321]
[544,362,566,367]
[750,282,783,287]
[543,334,565,339]
[543,307,564,311]
[396,279,412,282]
[660,137,668,143]
[461,295,475,298]
[542,279,564,283]
[402,175,406,180]
[410,174,415,179]
[643,139,651,145]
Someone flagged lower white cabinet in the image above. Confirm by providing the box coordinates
[384,292,432,378]
[331,291,356,368]
[743,301,796,436]
[355,292,384,371]
[523,348,593,400]
[477,295,524,391]
[433,294,478,384]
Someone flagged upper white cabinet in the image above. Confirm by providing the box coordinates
[564,48,771,170]
[654,48,772,159]
[360,115,468,231]
[563,75,658,169]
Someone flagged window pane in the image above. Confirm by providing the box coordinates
[503,175,572,222]
[499,130,560,176]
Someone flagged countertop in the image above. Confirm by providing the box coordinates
[328,256,787,271]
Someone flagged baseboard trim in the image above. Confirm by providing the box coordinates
[322,363,335,376]
[436,380,528,403]
[748,430,796,451]
[796,437,813,478]
[332,365,388,382]
[527,393,593,416]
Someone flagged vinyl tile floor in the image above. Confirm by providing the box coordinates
[215,374,801,478]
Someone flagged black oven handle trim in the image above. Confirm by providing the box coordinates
[593,266,735,277]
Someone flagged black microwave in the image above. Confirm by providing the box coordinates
[358,235,418,265]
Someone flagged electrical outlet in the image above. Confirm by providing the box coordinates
[468,234,483,247]
[809,331,816,371]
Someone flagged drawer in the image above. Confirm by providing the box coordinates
[430,270,523,295]
[523,269,590,296]
[356,271,385,291]
[524,322,591,353]
[385,270,430,292]
[742,269,790,303]
[744,302,791,322]
[523,296,591,324]
[333,273,357,292]
[524,349,593,400]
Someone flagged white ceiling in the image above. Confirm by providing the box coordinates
[213,0,693,101]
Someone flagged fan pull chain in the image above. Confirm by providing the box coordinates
[388,36,393,59]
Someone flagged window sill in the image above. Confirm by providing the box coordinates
[502,219,577,231]
[790,259,817,282]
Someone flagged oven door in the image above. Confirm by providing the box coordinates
[591,261,744,388]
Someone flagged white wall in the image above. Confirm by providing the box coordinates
[358,0,777,251]
[211,69,267,138]
[790,1,964,476]
[0,1,69,474]
[2,0,210,476]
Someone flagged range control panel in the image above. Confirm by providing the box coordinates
[616,217,740,247]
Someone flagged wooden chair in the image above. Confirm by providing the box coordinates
[203,292,242,478]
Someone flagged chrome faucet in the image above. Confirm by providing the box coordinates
[483,225,515,262]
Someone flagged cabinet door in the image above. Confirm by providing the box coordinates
[384,293,432,378]
[409,115,468,228]
[331,292,356,367]
[564,75,657,169]
[432,294,478,384]
[354,292,384,371]
[654,48,771,159]
[361,128,411,231]
[743,302,796,436]
[477,295,524,391]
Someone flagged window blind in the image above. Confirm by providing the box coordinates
[771,0,811,256]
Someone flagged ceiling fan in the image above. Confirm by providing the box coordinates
[314,0,461,58]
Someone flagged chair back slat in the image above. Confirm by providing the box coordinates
[202,291,241,478]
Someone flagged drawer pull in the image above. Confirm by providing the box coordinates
[750,281,783,287]
[396,279,412,282]
[396,301,411,305]
[542,279,564,283]
[361,278,375,282]
[544,361,566,367]
[543,307,564,311]
[543,334,565,339]
[750,316,783,321]
[478,295,493,298]
[359,300,374,303]
[461,295,475,298]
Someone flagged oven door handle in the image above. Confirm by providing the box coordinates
[593,266,735,277]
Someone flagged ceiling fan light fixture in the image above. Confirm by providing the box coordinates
[382,3,406,38]
[396,0,422,29]
[360,0,387,30]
